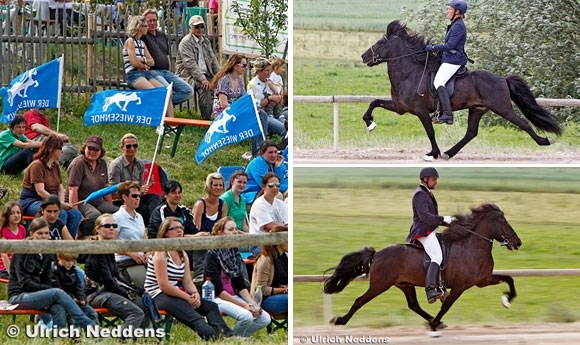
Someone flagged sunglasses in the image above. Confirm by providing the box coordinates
[101,223,118,229]
[87,146,100,152]
[236,63,247,68]
[267,182,281,188]
[125,143,139,149]
[168,225,184,231]
[141,24,148,27]
[193,24,204,29]
[129,193,141,199]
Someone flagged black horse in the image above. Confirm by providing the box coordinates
[324,203,522,333]
[361,20,561,160]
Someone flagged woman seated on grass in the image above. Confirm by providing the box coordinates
[0,201,27,279]
[144,216,233,341]
[205,217,271,337]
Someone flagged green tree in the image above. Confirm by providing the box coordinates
[405,0,580,124]
[231,0,288,57]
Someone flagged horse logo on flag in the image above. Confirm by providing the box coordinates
[204,110,237,143]
[6,69,39,106]
[102,92,142,111]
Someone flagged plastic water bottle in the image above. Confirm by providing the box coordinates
[252,285,263,312]
[201,276,215,302]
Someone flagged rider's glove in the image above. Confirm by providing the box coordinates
[425,44,435,52]
[443,216,456,224]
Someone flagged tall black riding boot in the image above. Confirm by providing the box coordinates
[433,86,454,124]
[425,262,443,304]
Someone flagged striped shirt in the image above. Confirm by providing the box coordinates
[144,251,186,298]
[123,38,147,74]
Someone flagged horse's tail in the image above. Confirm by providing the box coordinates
[506,75,562,136]
[323,247,376,294]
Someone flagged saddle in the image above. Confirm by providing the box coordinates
[428,66,469,113]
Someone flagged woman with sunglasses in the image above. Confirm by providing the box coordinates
[109,133,161,228]
[248,172,288,235]
[144,217,233,340]
[113,180,149,287]
[66,135,119,222]
[210,54,247,119]
[20,135,82,239]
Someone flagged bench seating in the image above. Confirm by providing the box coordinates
[0,306,173,340]
[160,118,211,158]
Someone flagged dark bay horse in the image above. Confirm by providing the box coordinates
[323,203,522,333]
[360,20,561,161]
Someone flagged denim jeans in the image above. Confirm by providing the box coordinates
[24,201,82,239]
[261,294,288,315]
[215,295,270,337]
[150,69,194,105]
[9,288,96,328]
[1,148,34,175]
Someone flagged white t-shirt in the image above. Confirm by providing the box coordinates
[269,72,283,94]
[249,195,288,234]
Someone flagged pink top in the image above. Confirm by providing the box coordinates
[0,224,27,272]
[220,270,235,296]
[209,0,218,12]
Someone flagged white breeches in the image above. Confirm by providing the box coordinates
[417,230,442,265]
[434,63,461,89]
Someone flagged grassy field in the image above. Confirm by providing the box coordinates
[293,167,580,327]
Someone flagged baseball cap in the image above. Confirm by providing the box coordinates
[188,15,205,27]
[86,135,103,150]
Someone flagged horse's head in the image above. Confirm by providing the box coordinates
[475,203,522,251]
[361,20,430,67]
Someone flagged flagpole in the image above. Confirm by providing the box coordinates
[147,83,173,187]
[56,55,64,133]
[250,94,266,140]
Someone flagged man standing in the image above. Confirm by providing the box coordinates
[141,9,194,107]
[175,15,221,120]
[23,108,78,169]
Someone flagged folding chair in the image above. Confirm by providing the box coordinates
[218,165,245,189]
[267,313,288,333]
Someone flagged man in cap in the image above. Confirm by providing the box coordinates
[406,167,455,304]
[175,15,221,120]
[141,9,194,108]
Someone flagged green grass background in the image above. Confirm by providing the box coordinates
[293,167,580,327]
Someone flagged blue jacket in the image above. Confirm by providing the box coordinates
[433,18,467,66]
[242,156,288,204]
[406,184,444,242]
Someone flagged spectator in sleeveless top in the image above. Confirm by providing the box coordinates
[38,195,75,240]
[109,133,161,228]
[243,140,288,204]
[205,217,270,337]
[191,173,227,283]
[0,201,26,279]
[220,170,249,232]
[144,217,233,340]
[123,15,174,117]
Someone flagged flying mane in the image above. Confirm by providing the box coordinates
[385,20,441,66]
[439,203,503,243]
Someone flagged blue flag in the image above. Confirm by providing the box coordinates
[83,86,171,127]
[195,93,264,164]
[1,57,63,122]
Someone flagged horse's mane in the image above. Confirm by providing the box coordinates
[386,20,441,66]
[439,203,503,243]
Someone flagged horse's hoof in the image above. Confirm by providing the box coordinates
[329,317,337,325]
[548,137,555,145]
[501,295,512,308]
[422,155,435,162]
[367,121,377,132]
[440,153,450,160]
[428,331,441,338]
[437,322,448,330]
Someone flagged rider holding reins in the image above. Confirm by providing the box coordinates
[425,0,468,125]
[406,167,455,303]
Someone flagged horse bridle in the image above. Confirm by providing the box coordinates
[453,223,517,247]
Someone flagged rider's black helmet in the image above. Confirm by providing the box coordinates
[420,167,440,180]
[448,0,468,14]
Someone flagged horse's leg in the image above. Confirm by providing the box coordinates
[362,99,404,132]
[441,107,487,159]
[477,274,517,308]
[415,112,441,160]
[398,285,439,325]
[428,288,466,332]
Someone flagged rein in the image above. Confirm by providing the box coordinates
[451,222,517,247]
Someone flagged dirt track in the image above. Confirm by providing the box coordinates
[294,322,580,344]
[294,148,580,165]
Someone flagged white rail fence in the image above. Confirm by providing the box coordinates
[294,269,580,324]
[293,96,580,150]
